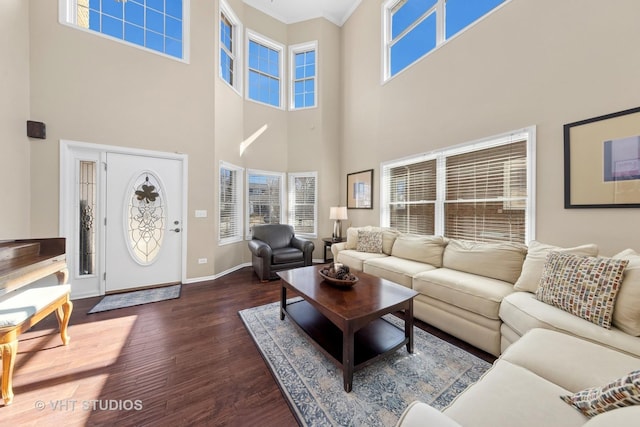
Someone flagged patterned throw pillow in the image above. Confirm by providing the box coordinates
[356,230,383,254]
[536,252,628,328]
[560,370,640,417]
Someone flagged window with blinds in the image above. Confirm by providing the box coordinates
[445,140,527,243]
[381,127,535,243]
[384,159,437,234]
[288,172,317,237]
[219,161,244,245]
[247,170,284,238]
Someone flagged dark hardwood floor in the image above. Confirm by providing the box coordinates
[1,267,494,426]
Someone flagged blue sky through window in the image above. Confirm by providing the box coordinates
[81,0,183,59]
[293,49,316,109]
[248,40,281,107]
[389,0,506,77]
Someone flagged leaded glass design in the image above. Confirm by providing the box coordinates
[127,171,166,264]
[79,161,96,275]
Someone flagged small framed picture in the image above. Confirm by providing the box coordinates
[347,169,373,209]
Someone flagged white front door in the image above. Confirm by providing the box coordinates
[105,152,183,293]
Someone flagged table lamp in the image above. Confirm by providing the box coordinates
[329,206,348,240]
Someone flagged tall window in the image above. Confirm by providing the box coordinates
[60,0,189,60]
[288,172,318,237]
[219,0,242,92]
[289,41,317,110]
[247,170,285,238]
[219,161,244,245]
[382,127,535,243]
[383,0,507,79]
[247,31,283,108]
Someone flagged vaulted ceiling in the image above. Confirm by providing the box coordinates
[242,0,362,26]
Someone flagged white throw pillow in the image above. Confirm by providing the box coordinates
[513,241,599,293]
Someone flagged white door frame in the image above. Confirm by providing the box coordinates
[60,140,188,299]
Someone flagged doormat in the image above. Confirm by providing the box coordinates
[88,284,181,314]
[239,299,490,426]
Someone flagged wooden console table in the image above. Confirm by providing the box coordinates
[0,238,72,405]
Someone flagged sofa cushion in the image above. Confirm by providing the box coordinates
[390,235,447,267]
[514,241,599,293]
[444,360,587,427]
[413,268,514,320]
[536,252,628,328]
[272,247,304,264]
[442,239,527,283]
[561,370,640,418]
[499,328,640,393]
[582,406,640,426]
[364,256,437,288]
[499,292,640,357]
[357,229,383,253]
[611,249,640,335]
[336,249,387,272]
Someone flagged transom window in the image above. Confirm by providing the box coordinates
[246,31,284,108]
[246,170,285,238]
[289,41,317,110]
[219,0,242,92]
[60,0,189,61]
[383,0,507,79]
[381,127,535,243]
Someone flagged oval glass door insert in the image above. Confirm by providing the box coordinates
[126,171,166,265]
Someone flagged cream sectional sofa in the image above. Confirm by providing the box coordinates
[396,328,640,427]
[331,227,640,358]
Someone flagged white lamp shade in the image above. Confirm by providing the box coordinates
[329,206,348,220]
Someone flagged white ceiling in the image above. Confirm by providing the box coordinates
[242,0,362,27]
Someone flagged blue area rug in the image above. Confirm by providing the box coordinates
[88,284,181,314]
[239,299,491,427]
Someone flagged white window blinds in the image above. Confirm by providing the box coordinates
[444,140,527,243]
[288,172,317,237]
[384,159,437,234]
[219,162,244,244]
[381,127,535,243]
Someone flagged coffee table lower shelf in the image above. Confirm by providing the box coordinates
[283,299,409,387]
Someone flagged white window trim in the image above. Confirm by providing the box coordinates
[380,126,536,242]
[58,0,191,63]
[381,0,512,83]
[287,171,318,238]
[219,161,244,245]
[219,0,243,95]
[289,40,318,111]
[245,29,285,110]
[246,169,286,239]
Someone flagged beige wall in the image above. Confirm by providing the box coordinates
[0,1,31,238]
[341,0,640,255]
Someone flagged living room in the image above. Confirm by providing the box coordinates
[2,0,640,425]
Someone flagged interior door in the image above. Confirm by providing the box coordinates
[105,152,183,293]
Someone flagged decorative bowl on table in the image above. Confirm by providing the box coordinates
[319,263,359,287]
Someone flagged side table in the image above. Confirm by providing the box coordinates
[321,237,345,263]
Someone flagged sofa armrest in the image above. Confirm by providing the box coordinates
[396,401,462,427]
[290,236,314,252]
[331,242,347,260]
[248,239,272,258]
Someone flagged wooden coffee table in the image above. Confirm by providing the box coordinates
[277,265,418,392]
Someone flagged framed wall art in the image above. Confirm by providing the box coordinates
[347,169,373,209]
[564,106,640,208]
